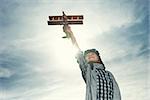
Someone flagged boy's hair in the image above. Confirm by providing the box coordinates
[84,49,104,65]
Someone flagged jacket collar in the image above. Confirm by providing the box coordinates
[93,63,105,70]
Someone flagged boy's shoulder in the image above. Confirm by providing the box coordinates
[105,70,114,77]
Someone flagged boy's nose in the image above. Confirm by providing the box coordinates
[89,53,94,56]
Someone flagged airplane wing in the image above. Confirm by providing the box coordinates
[47,15,83,25]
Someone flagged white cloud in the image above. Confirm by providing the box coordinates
[0,67,14,78]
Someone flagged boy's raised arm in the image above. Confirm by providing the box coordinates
[63,25,81,51]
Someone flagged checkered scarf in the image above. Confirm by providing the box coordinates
[95,68,114,100]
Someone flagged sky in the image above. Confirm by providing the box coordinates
[0,0,149,100]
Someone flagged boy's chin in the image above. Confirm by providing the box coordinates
[87,61,100,64]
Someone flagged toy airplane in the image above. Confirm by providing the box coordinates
[47,11,83,38]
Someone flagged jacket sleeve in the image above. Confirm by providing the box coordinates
[75,51,88,83]
[109,72,121,100]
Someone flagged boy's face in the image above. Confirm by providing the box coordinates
[85,52,100,63]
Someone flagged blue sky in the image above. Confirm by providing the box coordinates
[0,0,149,100]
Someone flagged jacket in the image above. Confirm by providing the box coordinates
[76,51,121,100]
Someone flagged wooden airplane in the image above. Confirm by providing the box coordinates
[47,11,83,38]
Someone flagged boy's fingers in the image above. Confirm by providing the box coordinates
[63,25,71,33]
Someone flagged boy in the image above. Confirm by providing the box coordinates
[63,25,121,100]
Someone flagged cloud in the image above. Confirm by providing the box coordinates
[88,0,148,61]
[0,45,62,100]
[0,67,14,78]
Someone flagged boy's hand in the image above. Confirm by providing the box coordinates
[62,25,81,50]
[63,25,73,34]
